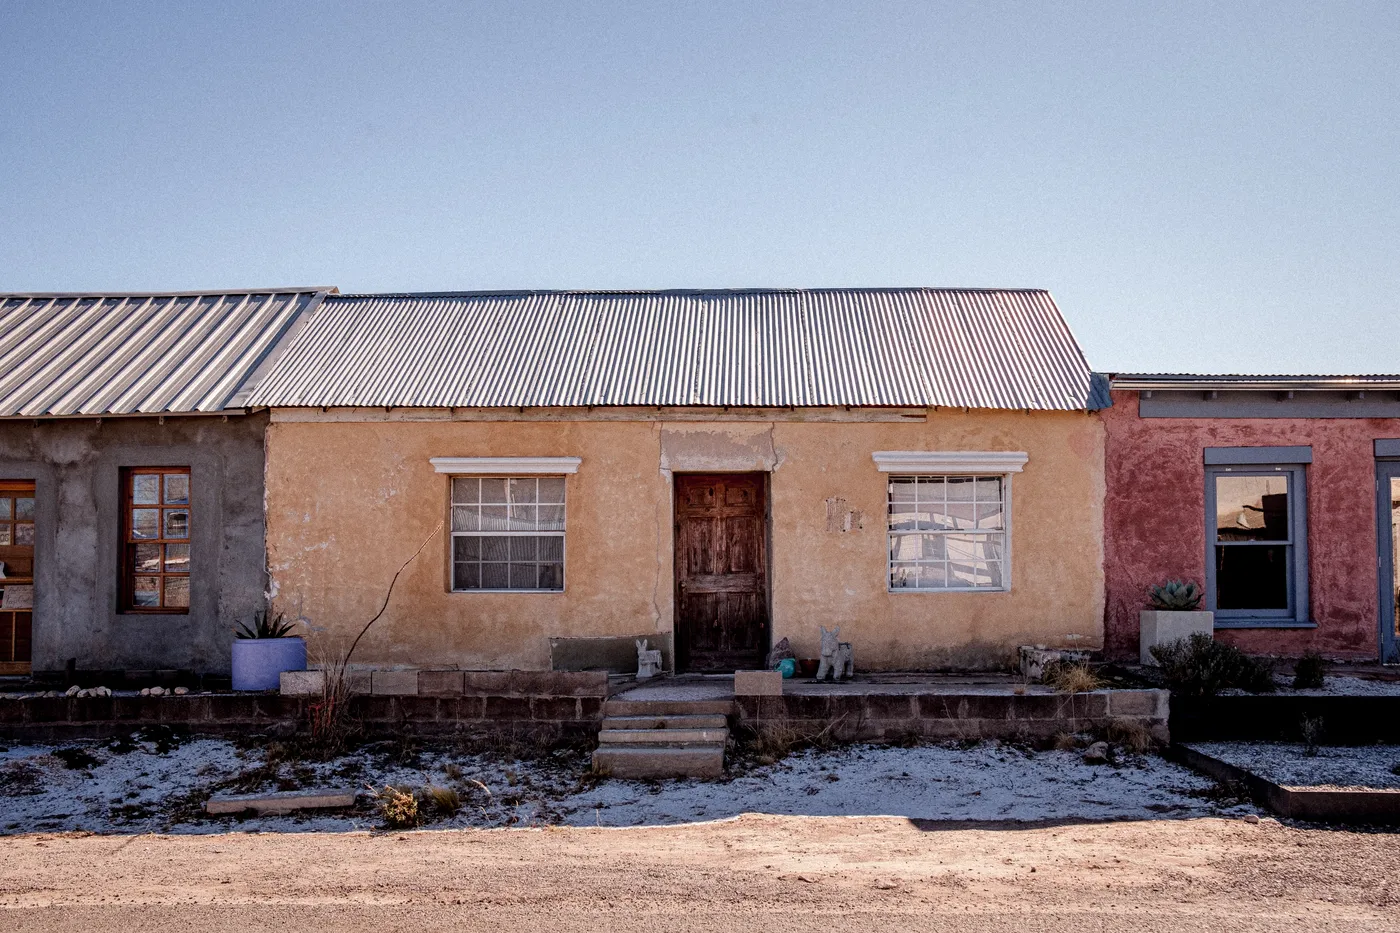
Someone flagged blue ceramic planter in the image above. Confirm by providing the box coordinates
[231,636,307,691]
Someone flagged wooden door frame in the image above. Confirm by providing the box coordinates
[1377,459,1400,664]
[672,471,773,673]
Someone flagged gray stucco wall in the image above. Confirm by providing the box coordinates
[0,413,269,674]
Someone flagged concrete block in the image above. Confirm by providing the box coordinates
[418,670,465,696]
[280,670,324,696]
[1107,689,1169,719]
[1140,611,1214,665]
[591,744,724,779]
[461,671,514,695]
[734,670,782,696]
[371,670,419,696]
[531,696,582,721]
[206,788,357,816]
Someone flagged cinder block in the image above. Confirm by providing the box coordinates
[1107,689,1168,719]
[280,670,324,696]
[371,670,420,696]
[418,670,465,696]
[734,670,783,696]
[344,671,372,695]
[461,671,514,695]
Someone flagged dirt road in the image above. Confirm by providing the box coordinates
[0,815,1396,932]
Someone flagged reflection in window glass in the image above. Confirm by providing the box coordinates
[123,469,191,611]
[888,475,1008,591]
[1212,470,1297,616]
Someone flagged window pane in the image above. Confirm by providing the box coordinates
[452,536,481,562]
[539,563,563,589]
[133,576,160,607]
[15,523,34,546]
[975,502,1004,530]
[164,509,190,539]
[135,542,162,573]
[507,503,537,531]
[975,476,1002,503]
[538,536,563,562]
[890,562,919,589]
[944,533,990,562]
[537,504,566,531]
[480,479,507,503]
[132,474,159,505]
[1216,544,1289,610]
[917,476,945,499]
[509,536,538,562]
[920,562,949,588]
[0,499,11,520]
[451,505,480,532]
[920,535,947,560]
[131,509,159,539]
[945,501,976,529]
[163,473,189,505]
[0,525,10,546]
[480,536,509,562]
[480,563,510,589]
[889,478,917,503]
[890,534,921,562]
[537,477,565,503]
[15,497,34,520]
[509,477,537,504]
[947,477,975,501]
[509,563,538,589]
[890,503,920,532]
[453,562,480,590]
[164,542,190,573]
[163,576,190,608]
[452,477,479,505]
[1215,475,1289,542]
[480,504,509,531]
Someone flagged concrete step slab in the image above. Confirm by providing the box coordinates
[602,714,729,730]
[206,788,357,816]
[592,744,725,780]
[599,727,728,745]
[603,699,735,717]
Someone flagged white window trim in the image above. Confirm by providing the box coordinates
[872,450,1027,474]
[447,474,569,594]
[431,456,581,475]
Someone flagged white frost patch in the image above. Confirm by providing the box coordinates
[1189,742,1400,791]
[0,733,1247,835]
[563,744,1239,827]
[1286,676,1400,697]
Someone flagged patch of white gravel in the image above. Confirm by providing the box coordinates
[0,732,1250,835]
[1284,676,1400,697]
[1188,742,1400,791]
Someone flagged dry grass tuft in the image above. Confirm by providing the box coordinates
[1046,662,1103,694]
[1052,731,1080,752]
[1106,718,1155,754]
[420,783,461,816]
[371,784,420,829]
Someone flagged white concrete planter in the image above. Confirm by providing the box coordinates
[232,636,307,691]
[1139,610,1214,665]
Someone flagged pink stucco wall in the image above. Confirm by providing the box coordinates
[1103,389,1396,660]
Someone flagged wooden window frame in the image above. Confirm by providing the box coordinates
[119,467,191,614]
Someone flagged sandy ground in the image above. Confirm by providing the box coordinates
[0,815,1397,932]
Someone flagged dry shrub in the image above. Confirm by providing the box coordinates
[372,784,420,829]
[1292,652,1327,690]
[1106,718,1155,754]
[1150,633,1275,696]
[741,714,848,765]
[1046,661,1102,694]
[1052,731,1079,752]
[420,783,461,817]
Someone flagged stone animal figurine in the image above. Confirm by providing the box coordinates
[815,626,854,681]
[635,639,663,680]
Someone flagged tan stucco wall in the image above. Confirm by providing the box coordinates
[265,411,1105,670]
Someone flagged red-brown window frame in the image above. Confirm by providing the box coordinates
[119,467,191,614]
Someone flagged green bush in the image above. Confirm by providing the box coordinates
[1292,651,1327,690]
[1149,633,1276,697]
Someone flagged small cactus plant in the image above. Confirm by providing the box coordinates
[1148,580,1204,611]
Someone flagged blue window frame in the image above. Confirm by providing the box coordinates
[1203,458,1311,627]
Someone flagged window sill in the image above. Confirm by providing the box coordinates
[1213,619,1318,630]
[888,587,1010,595]
[117,610,191,617]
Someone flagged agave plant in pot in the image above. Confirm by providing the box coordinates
[1139,580,1213,666]
[231,611,306,691]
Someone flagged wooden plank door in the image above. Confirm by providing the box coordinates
[0,481,35,675]
[674,473,769,672]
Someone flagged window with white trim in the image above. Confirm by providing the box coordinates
[450,476,565,591]
[887,474,1009,591]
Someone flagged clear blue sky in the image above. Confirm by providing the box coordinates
[2,2,1396,374]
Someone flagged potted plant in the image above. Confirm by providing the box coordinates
[231,611,306,691]
[1140,580,1213,666]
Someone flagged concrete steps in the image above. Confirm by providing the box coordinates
[592,701,734,779]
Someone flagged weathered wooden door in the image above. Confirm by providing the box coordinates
[674,473,769,672]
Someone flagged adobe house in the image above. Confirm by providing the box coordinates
[1103,374,1400,662]
[0,289,330,679]
[254,288,1110,674]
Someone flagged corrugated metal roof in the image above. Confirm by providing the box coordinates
[251,289,1104,411]
[0,289,332,416]
[1111,373,1400,391]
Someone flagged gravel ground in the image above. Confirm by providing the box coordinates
[1189,741,1400,790]
[0,729,1247,834]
